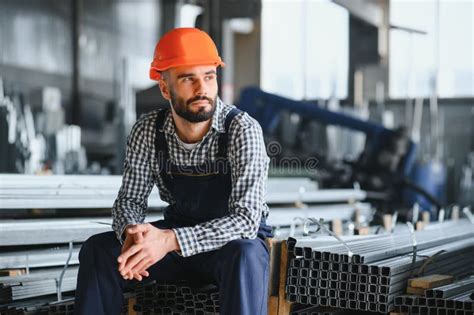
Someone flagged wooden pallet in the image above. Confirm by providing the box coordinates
[266,239,293,315]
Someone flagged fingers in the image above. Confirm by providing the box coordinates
[118,243,143,271]
[135,269,149,281]
[121,252,147,277]
[136,260,154,278]
[127,224,150,235]
[123,270,147,282]
[125,271,142,282]
[131,258,151,278]
[125,261,150,281]
[128,270,140,281]
[123,258,152,282]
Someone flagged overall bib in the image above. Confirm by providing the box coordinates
[74,107,272,315]
[154,107,273,238]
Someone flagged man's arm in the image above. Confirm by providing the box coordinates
[172,117,270,257]
[112,118,155,244]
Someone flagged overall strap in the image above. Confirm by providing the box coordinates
[217,107,242,158]
[154,109,170,173]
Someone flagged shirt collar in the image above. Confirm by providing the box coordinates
[162,97,226,136]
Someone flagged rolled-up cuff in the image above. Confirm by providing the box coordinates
[172,227,199,257]
[115,220,139,245]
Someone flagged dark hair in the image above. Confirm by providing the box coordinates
[160,70,170,81]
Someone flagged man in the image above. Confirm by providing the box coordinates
[74,27,272,315]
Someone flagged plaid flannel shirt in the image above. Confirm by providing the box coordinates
[112,98,270,257]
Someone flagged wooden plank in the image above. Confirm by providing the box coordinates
[331,219,343,236]
[266,238,284,314]
[408,274,453,289]
[354,226,370,235]
[383,214,393,233]
[416,221,425,230]
[128,297,137,315]
[422,212,430,225]
[277,240,292,315]
[406,286,427,295]
[0,269,25,277]
[268,296,279,315]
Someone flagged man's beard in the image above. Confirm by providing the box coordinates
[169,89,217,123]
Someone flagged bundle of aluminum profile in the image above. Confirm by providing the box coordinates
[289,304,347,315]
[0,268,78,303]
[0,296,51,314]
[0,216,165,246]
[47,294,132,315]
[0,293,132,315]
[48,298,75,315]
[134,281,220,314]
[394,276,474,314]
[0,246,80,269]
[1,174,363,209]
[285,220,474,313]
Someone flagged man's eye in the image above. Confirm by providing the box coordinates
[205,75,215,81]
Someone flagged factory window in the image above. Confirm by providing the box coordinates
[389,0,474,98]
[261,0,349,100]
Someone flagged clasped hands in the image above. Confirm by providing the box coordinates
[117,223,180,281]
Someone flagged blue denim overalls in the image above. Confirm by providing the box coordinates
[74,107,272,315]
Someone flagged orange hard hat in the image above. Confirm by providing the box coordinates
[149,28,225,81]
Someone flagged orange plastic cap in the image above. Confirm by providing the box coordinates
[149,28,225,81]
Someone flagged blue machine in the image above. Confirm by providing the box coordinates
[237,87,443,212]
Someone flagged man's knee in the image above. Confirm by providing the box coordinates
[79,232,118,263]
[223,239,269,268]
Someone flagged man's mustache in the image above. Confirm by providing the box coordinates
[187,95,213,106]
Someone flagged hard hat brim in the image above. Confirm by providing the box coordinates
[150,59,225,81]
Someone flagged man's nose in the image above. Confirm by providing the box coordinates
[194,78,207,96]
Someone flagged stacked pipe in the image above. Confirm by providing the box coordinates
[394,276,474,314]
[285,220,474,313]
[134,281,220,314]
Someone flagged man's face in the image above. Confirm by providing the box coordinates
[160,65,218,123]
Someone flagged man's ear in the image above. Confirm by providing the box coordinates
[158,79,171,101]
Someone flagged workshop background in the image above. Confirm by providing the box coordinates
[0,0,473,314]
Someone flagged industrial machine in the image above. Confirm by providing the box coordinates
[237,87,444,216]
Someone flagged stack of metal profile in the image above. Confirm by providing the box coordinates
[0,174,366,210]
[0,246,80,269]
[285,220,474,313]
[0,174,166,209]
[0,297,51,315]
[0,216,164,246]
[394,276,474,314]
[47,298,75,315]
[134,281,220,314]
[0,268,78,303]
[47,293,132,315]
[0,293,133,315]
[288,304,348,315]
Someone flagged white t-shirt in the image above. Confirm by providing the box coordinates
[174,134,199,151]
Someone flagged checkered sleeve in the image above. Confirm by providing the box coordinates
[172,115,270,257]
[112,118,155,244]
